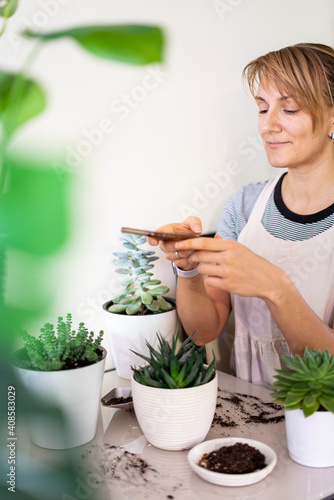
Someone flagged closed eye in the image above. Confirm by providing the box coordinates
[284,109,299,114]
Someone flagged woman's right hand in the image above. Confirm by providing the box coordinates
[147,216,203,271]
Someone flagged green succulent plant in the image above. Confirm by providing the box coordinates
[108,232,174,315]
[271,347,334,417]
[131,331,216,389]
[12,314,104,371]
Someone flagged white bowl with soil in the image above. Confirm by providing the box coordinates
[188,437,277,486]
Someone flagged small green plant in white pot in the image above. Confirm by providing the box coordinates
[271,347,334,467]
[12,314,106,449]
[102,231,178,379]
[131,331,217,451]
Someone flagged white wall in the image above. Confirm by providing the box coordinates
[3,0,334,368]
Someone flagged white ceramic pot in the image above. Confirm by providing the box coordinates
[131,371,218,451]
[102,299,178,379]
[285,408,334,467]
[14,347,106,449]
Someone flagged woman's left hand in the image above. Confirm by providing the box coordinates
[176,235,284,301]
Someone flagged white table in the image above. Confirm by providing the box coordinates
[92,369,334,500]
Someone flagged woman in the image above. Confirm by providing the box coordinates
[148,43,334,388]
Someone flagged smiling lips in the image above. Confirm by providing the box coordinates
[267,141,290,149]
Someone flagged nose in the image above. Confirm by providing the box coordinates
[258,109,282,135]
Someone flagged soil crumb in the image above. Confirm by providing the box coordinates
[105,396,133,405]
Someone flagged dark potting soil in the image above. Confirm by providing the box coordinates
[211,389,285,430]
[81,444,157,483]
[80,443,185,498]
[105,396,133,405]
[61,348,105,370]
[199,442,266,474]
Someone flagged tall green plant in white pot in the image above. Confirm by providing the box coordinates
[271,347,334,467]
[103,231,178,379]
[12,314,106,449]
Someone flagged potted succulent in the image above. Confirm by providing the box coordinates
[130,331,217,451]
[102,231,178,379]
[12,314,106,449]
[271,347,334,467]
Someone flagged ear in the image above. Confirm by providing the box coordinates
[329,107,334,138]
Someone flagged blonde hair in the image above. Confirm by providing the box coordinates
[242,43,334,130]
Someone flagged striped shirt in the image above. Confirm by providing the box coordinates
[217,173,334,242]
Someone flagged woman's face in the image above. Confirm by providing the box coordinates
[256,78,334,171]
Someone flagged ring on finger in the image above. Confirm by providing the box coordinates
[175,251,181,259]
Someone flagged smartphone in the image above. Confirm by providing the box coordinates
[121,227,199,241]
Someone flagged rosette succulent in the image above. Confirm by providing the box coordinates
[271,347,334,417]
[108,232,174,315]
[131,331,216,389]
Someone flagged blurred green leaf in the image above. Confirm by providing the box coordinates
[141,291,153,305]
[126,302,141,315]
[0,155,69,255]
[0,0,18,18]
[156,296,173,311]
[0,71,46,135]
[115,268,132,274]
[147,285,169,295]
[146,300,160,312]
[0,304,38,351]
[23,25,165,65]
[108,303,127,313]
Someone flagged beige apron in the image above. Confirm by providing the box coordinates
[231,175,334,388]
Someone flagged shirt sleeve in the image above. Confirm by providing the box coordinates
[216,180,269,241]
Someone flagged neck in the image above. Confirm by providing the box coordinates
[282,163,334,215]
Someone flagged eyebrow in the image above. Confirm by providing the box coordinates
[255,95,292,103]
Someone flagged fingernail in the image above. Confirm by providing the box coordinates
[194,225,201,233]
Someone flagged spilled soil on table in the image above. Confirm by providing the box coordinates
[212,389,284,430]
[79,387,284,498]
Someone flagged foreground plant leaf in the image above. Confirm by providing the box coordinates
[23,25,165,65]
[0,155,69,255]
[0,0,18,19]
[0,71,46,135]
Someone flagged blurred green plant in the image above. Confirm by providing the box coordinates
[24,24,164,65]
[108,232,174,315]
[0,0,18,37]
[0,8,165,499]
[0,16,165,350]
